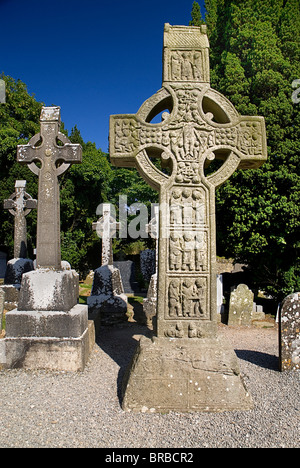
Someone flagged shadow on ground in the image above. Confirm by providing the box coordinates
[235,349,279,371]
[95,296,152,407]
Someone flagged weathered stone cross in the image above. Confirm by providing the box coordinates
[0,79,5,104]
[110,24,267,339]
[92,203,120,266]
[4,180,37,259]
[110,24,267,412]
[17,107,82,270]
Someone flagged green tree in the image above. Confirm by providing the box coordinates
[0,75,114,278]
[189,1,205,26]
[0,74,42,257]
[204,0,300,300]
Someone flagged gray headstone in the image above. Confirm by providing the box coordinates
[0,288,4,329]
[0,252,7,279]
[228,284,254,326]
[279,292,300,371]
[113,260,139,294]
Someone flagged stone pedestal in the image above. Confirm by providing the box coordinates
[3,269,94,371]
[87,265,128,327]
[122,335,253,413]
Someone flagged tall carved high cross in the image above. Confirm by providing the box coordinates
[111,24,267,340]
[110,25,267,413]
[4,180,37,259]
[17,107,82,270]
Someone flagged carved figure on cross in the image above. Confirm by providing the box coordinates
[17,107,82,270]
[4,180,37,259]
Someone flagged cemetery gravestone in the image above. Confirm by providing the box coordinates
[279,292,300,371]
[110,24,267,412]
[113,260,139,294]
[3,180,37,285]
[228,284,254,326]
[0,252,7,279]
[143,205,159,327]
[88,203,127,327]
[0,289,4,330]
[3,107,94,371]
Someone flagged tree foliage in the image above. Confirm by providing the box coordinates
[203,0,300,299]
[190,1,205,26]
[0,74,156,279]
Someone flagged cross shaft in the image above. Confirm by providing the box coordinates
[17,107,82,269]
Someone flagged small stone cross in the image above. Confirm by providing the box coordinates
[4,180,37,259]
[110,24,268,339]
[17,107,82,269]
[0,79,5,104]
[93,203,120,266]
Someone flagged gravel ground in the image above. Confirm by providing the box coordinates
[0,322,299,448]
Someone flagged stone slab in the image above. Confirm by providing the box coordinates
[122,335,253,413]
[5,304,88,338]
[1,310,94,372]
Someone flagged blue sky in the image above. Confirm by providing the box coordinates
[0,0,206,152]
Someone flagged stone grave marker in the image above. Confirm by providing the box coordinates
[279,292,300,371]
[143,204,159,327]
[3,180,37,286]
[113,260,139,294]
[0,288,4,330]
[0,79,5,104]
[110,24,267,412]
[228,284,254,326]
[88,203,127,327]
[0,252,7,279]
[3,107,94,371]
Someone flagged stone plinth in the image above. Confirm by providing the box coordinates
[3,269,94,371]
[122,335,253,413]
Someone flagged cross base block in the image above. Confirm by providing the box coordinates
[2,305,95,371]
[122,335,253,413]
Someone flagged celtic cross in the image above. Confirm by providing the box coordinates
[92,203,120,266]
[4,180,37,259]
[110,24,267,339]
[17,107,82,270]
